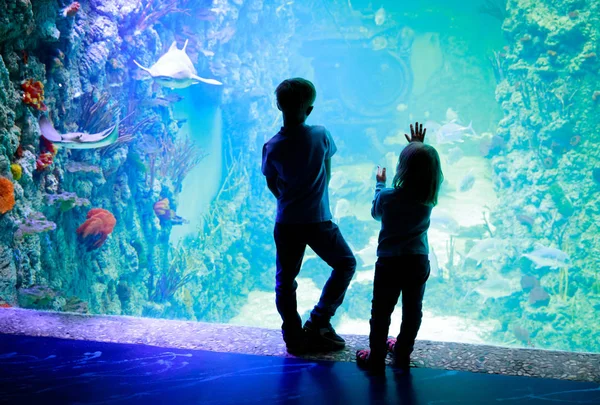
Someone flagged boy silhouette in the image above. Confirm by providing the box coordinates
[262,78,357,354]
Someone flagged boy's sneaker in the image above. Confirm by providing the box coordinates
[286,339,308,355]
[303,320,346,351]
[283,330,308,355]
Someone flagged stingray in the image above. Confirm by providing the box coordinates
[134,40,222,89]
[39,116,119,150]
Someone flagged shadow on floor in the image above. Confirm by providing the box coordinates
[0,334,598,404]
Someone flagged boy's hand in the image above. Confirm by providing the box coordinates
[376,166,387,183]
[405,121,426,143]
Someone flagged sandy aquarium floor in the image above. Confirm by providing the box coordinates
[230,277,497,345]
[1,308,598,384]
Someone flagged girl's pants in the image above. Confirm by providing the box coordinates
[369,255,430,364]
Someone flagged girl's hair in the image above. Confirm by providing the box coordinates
[392,142,443,206]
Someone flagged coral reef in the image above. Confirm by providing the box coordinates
[46,192,90,212]
[76,208,117,251]
[15,212,56,239]
[485,0,600,352]
[153,198,187,225]
[10,163,22,181]
[0,178,15,214]
[21,79,47,111]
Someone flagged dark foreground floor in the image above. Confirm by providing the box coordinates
[0,334,598,405]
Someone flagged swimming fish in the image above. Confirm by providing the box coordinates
[466,238,507,265]
[334,198,352,221]
[39,116,119,150]
[445,108,459,123]
[429,247,440,278]
[430,211,460,234]
[474,273,516,301]
[371,36,388,51]
[356,236,378,269]
[134,40,222,89]
[522,244,570,269]
[375,7,386,25]
[435,121,477,144]
[459,169,476,192]
[446,147,464,165]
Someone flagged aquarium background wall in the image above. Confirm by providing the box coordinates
[0,0,598,353]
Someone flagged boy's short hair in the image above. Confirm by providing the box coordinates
[275,78,316,115]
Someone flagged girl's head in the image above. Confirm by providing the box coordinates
[392,143,443,206]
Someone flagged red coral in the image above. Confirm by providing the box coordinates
[568,10,579,19]
[570,135,581,146]
[76,208,117,251]
[15,145,24,159]
[0,177,16,214]
[63,1,80,17]
[40,136,57,155]
[593,91,600,102]
[21,79,47,111]
[36,152,54,171]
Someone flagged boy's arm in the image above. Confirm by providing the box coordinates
[262,143,280,198]
[325,158,331,184]
[266,176,281,199]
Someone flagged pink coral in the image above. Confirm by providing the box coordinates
[63,1,80,17]
[76,208,117,251]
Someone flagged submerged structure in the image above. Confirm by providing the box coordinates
[0,0,598,359]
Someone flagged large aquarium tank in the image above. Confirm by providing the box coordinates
[0,0,598,354]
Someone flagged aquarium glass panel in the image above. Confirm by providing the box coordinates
[1,0,598,354]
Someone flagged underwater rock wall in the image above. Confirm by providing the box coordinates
[0,0,294,322]
[490,0,600,351]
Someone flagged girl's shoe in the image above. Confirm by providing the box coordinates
[356,349,386,375]
[386,338,410,372]
[386,337,397,354]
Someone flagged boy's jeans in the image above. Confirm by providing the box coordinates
[274,221,356,342]
[369,255,430,363]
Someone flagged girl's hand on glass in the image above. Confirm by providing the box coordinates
[405,121,426,143]
[376,166,387,183]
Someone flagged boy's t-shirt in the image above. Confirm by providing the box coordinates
[371,182,432,257]
[262,124,337,224]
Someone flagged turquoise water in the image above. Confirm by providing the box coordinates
[1,0,598,354]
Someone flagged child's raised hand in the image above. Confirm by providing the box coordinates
[376,166,387,183]
[405,121,426,143]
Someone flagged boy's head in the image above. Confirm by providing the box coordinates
[275,78,316,124]
[392,142,444,206]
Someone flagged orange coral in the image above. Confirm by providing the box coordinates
[36,152,54,171]
[0,178,16,214]
[76,208,116,251]
[21,79,47,111]
[153,198,188,225]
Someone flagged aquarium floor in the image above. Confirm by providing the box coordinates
[1,334,599,405]
[0,308,599,386]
